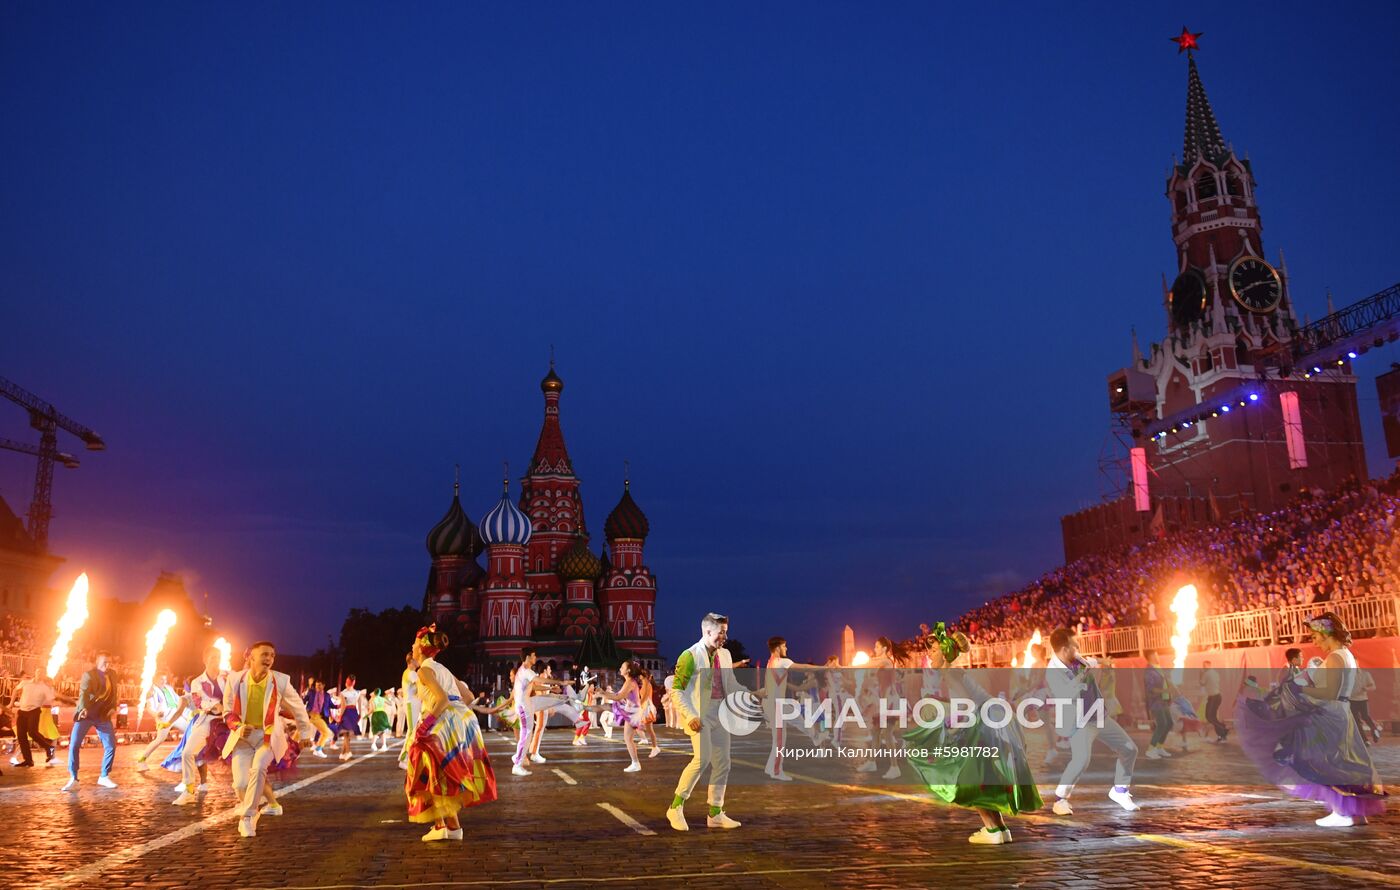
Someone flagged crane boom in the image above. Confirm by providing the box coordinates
[0,436,79,467]
[0,375,105,450]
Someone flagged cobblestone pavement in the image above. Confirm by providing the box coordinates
[3,724,1397,889]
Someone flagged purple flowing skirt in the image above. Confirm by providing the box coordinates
[336,707,361,736]
[1234,682,1386,817]
[160,715,231,772]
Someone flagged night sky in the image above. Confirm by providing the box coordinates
[3,4,1400,661]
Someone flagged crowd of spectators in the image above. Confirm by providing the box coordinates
[955,472,1400,646]
[0,614,37,655]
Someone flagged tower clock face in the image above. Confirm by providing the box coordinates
[1228,256,1282,313]
[1169,268,1207,327]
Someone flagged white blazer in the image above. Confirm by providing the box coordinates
[223,668,315,761]
[672,639,743,730]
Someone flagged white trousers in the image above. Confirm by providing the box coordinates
[674,699,731,807]
[230,729,278,820]
[138,716,183,762]
[180,715,213,789]
[1055,716,1137,798]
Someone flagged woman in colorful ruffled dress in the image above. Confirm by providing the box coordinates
[904,623,1043,845]
[602,661,658,773]
[1235,611,1386,827]
[404,626,497,841]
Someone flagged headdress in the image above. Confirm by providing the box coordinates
[416,623,444,658]
[927,621,970,663]
[1307,617,1335,635]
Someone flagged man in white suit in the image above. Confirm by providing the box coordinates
[1045,627,1139,816]
[666,612,748,831]
[222,641,315,838]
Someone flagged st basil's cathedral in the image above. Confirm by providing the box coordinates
[422,364,661,683]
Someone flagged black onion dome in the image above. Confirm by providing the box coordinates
[604,483,649,540]
[427,488,479,558]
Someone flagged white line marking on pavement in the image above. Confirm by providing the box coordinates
[596,802,656,836]
[36,749,378,890]
[551,769,577,785]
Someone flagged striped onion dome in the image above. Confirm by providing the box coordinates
[426,485,479,558]
[557,535,602,582]
[479,483,533,547]
[604,481,649,540]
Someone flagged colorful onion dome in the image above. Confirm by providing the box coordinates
[426,483,479,558]
[604,481,649,540]
[557,535,602,582]
[479,480,533,546]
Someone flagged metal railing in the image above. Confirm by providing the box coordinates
[965,594,1400,667]
[0,650,142,701]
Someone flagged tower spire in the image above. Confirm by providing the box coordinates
[1181,51,1228,167]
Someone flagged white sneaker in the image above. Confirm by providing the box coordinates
[8,756,21,766]
[260,803,283,816]
[623,762,642,773]
[314,748,327,758]
[968,827,1012,845]
[1052,798,1073,816]
[421,826,463,841]
[61,778,78,792]
[339,752,352,761]
[707,812,741,829]
[1109,788,1140,811]
[571,738,584,746]
[196,783,208,793]
[511,764,531,777]
[237,816,257,838]
[666,806,689,831]
[882,765,902,780]
[173,792,196,806]
[1316,812,1355,828]
[97,776,118,789]
[1042,749,1059,765]
[857,761,878,773]
[134,760,149,772]
[768,771,793,781]
[529,753,547,764]
[1157,747,1173,758]
[173,782,186,793]
[1145,747,1163,759]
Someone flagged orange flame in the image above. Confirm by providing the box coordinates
[1020,629,1043,672]
[136,609,178,730]
[213,636,232,673]
[46,573,90,678]
[1169,584,1198,682]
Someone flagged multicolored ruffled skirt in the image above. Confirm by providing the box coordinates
[405,701,496,823]
[1235,682,1386,818]
[160,714,231,772]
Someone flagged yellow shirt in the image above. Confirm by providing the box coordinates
[246,674,270,729]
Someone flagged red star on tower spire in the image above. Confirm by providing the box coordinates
[1170,27,1203,55]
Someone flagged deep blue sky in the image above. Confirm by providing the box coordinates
[3,4,1399,660]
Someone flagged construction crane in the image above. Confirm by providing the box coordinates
[0,375,105,551]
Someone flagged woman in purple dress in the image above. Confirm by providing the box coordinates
[1235,611,1386,827]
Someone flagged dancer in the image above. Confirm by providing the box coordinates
[335,676,363,761]
[1143,650,1174,759]
[510,648,590,777]
[135,674,189,772]
[398,653,422,769]
[1199,659,1228,743]
[665,612,747,831]
[855,637,899,777]
[404,625,497,841]
[1045,627,1139,815]
[9,666,57,768]
[370,689,392,751]
[906,623,1042,844]
[602,660,659,772]
[1235,611,1387,827]
[303,680,334,757]
[222,641,314,838]
[763,637,824,781]
[169,646,229,804]
[62,652,119,791]
[1350,664,1381,744]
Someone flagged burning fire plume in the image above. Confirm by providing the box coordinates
[213,636,232,673]
[46,573,91,678]
[1169,584,1199,682]
[1020,629,1043,672]
[136,609,178,729]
